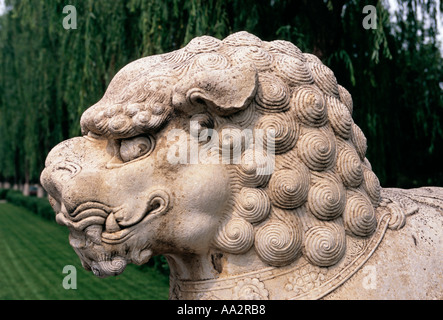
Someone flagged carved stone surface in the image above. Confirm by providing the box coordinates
[41,32,442,299]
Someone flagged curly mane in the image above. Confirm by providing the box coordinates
[80,31,382,268]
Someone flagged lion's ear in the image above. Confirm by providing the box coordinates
[172,63,258,116]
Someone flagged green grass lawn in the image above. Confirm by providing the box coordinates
[0,203,169,300]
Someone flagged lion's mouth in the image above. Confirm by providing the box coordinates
[51,198,156,277]
[54,200,142,244]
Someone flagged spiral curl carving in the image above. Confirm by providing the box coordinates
[133,109,171,133]
[351,123,368,161]
[190,113,214,139]
[338,85,353,115]
[344,193,377,237]
[298,128,336,171]
[255,73,290,113]
[131,110,152,132]
[336,144,364,188]
[193,53,230,70]
[362,167,381,206]
[274,54,313,86]
[219,124,245,160]
[326,96,353,139]
[308,63,340,97]
[363,157,372,170]
[267,40,305,60]
[85,96,172,139]
[124,103,143,118]
[304,223,346,267]
[268,166,310,209]
[228,102,257,128]
[163,49,195,65]
[232,46,273,71]
[108,114,136,137]
[223,31,263,47]
[386,201,407,230]
[307,176,346,220]
[168,60,193,77]
[255,220,302,266]
[291,85,328,127]
[104,103,121,118]
[213,217,254,254]
[92,111,110,133]
[255,113,298,155]
[236,188,271,223]
[236,149,273,188]
[185,35,221,53]
[303,53,323,65]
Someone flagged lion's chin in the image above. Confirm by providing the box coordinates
[70,231,154,278]
[87,247,153,278]
[91,256,127,278]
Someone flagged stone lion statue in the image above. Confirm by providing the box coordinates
[41,31,442,299]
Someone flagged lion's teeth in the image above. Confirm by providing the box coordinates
[105,213,121,233]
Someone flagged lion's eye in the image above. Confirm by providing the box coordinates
[119,136,155,163]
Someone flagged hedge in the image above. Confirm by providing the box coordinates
[1,189,55,221]
[0,188,8,200]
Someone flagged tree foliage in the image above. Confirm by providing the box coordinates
[0,0,442,187]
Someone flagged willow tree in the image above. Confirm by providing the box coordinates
[0,0,441,188]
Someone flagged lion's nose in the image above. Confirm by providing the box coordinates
[40,166,63,204]
[41,136,123,224]
[41,136,109,212]
[41,156,83,196]
[41,138,83,202]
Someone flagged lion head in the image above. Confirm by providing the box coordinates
[41,31,381,279]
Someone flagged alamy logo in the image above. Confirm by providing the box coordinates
[62,5,77,30]
[62,265,77,290]
[166,117,276,175]
[362,5,377,30]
